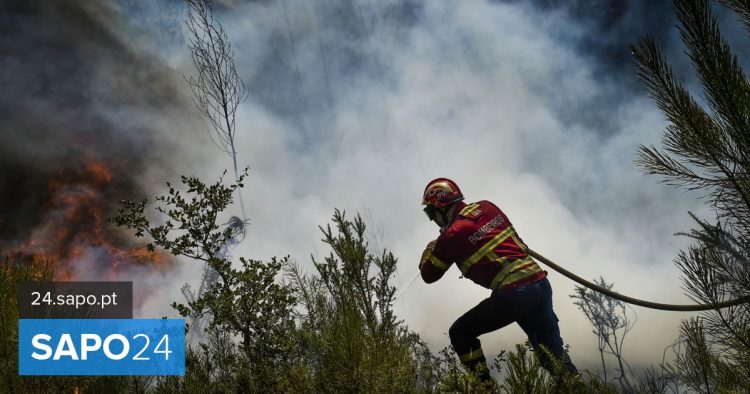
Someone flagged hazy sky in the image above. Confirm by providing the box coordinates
[3,0,748,376]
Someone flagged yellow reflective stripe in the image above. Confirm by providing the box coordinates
[490,256,532,287]
[463,227,513,268]
[459,203,480,217]
[511,233,528,252]
[508,260,536,276]
[490,256,542,289]
[459,348,484,363]
[503,265,542,286]
[485,251,509,265]
[429,254,449,270]
[460,226,515,273]
[490,257,524,288]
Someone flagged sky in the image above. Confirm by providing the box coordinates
[2,0,749,376]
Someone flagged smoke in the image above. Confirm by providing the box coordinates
[204,0,719,371]
[4,0,747,374]
[0,1,209,306]
[1,1,167,235]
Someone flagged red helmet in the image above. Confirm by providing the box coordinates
[422,178,464,209]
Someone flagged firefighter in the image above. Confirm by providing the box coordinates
[419,178,577,380]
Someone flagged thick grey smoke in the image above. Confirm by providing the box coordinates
[0,1,209,306]
[4,0,747,375]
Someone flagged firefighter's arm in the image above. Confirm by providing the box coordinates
[419,240,451,283]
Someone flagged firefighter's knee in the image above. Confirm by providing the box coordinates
[448,319,464,346]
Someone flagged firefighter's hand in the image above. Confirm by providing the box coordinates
[419,240,437,267]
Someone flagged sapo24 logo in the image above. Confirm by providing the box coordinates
[19,319,185,375]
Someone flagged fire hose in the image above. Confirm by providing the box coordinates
[528,248,750,312]
[395,249,750,311]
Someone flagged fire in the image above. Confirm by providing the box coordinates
[85,160,113,184]
[3,157,173,282]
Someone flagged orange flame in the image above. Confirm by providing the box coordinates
[5,157,173,283]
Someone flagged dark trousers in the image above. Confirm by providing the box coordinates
[449,277,577,375]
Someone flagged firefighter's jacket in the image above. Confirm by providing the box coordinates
[420,200,545,289]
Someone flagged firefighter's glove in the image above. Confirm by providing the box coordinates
[420,240,437,268]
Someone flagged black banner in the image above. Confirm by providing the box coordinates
[17,282,133,319]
